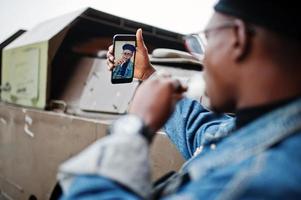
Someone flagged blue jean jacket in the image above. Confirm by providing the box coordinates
[112,61,134,79]
[59,97,301,199]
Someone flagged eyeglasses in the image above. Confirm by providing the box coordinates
[183,21,237,60]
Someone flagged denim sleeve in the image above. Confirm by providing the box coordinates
[60,175,141,200]
[58,133,151,198]
[163,98,234,160]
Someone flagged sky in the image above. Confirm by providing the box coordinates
[0,0,216,43]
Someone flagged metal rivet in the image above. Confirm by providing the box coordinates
[193,145,204,156]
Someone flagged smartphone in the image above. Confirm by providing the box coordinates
[111,34,136,84]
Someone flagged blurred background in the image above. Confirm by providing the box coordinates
[0,0,216,43]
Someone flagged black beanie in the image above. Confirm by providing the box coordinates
[214,0,301,40]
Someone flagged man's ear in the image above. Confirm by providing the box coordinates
[232,19,252,61]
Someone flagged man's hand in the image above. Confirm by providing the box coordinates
[114,57,127,66]
[107,28,155,80]
[129,77,187,133]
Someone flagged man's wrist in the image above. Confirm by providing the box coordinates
[140,65,156,81]
[109,114,154,144]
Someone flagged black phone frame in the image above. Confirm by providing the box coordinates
[111,34,137,84]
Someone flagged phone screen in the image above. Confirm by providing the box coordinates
[111,34,136,84]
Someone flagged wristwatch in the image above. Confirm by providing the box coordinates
[109,114,153,143]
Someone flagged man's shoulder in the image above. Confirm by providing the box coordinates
[241,132,301,197]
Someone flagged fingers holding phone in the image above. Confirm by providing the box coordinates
[106,45,115,70]
[134,29,156,80]
[107,29,156,82]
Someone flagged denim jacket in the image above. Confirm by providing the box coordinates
[163,98,301,199]
[112,60,134,79]
[58,97,301,200]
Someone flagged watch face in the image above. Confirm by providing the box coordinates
[112,115,144,136]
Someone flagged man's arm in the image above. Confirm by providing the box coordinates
[164,98,234,160]
[58,125,152,199]
[61,175,141,200]
[58,77,186,199]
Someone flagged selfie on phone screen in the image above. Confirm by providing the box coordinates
[112,40,136,83]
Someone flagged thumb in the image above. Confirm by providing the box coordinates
[136,28,146,49]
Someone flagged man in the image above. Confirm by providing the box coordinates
[112,43,136,79]
[58,0,301,199]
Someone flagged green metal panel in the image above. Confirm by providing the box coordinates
[1,42,48,108]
